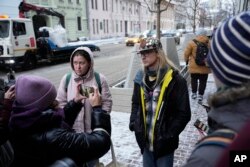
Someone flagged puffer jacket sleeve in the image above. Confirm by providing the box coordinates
[44,109,111,165]
[63,100,83,127]
[56,74,68,108]
[0,99,13,145]
[129,83,140,131]
[99,74,112,113]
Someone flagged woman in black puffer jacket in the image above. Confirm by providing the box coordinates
[8,75,111,167]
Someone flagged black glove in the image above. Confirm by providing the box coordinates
[91,107,111,135]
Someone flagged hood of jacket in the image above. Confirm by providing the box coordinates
[70,47,94,80]
[195,35,209,44]
[208,82,250,132]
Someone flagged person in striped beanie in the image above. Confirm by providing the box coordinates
[184,11,250,167]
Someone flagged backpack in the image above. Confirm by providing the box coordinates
[64,71,102,94]
[193,39,209,66]
[194,129,237,150]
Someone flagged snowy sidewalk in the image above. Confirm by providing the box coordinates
[99,74,217,167]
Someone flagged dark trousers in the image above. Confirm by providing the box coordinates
[191,73,208,95]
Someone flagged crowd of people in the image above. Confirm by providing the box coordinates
[0,11,249,167]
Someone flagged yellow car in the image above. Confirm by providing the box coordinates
[125,34,143,46]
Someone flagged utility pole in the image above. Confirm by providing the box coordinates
[156,0,161,39]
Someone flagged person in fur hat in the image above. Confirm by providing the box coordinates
[184,11,250,167]
[8,75,111,167]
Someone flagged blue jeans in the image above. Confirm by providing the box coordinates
[143,148,174,167]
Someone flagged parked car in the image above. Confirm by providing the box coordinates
[161,30,180,45]
[125,34,144,46]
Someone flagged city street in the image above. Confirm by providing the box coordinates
[0,42,183,88]
[0,41,202,167]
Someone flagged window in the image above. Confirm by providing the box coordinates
[92,19,95,34]
[68,0,72,4]
[116,20,118,33]
[102,0,107,11]
[0,21,10,38]
[120,20,122,32]
[91,0,94,9]
[77,17,82,31]
[103,20,105,33]
[76,0,80,4]
[107,19,109,33]
[100,22,103,30]
[106,0,108,11]
[111,0,113,12]
[116,0,118,12]
[95,0,98,9]
[96,19,99,34]
[13,22,26,36]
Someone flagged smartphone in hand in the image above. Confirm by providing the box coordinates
[80,85,94,98]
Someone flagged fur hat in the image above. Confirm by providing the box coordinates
[15,75,57,111]
[207,12,250,86]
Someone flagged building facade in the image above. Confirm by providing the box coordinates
[87,0,176,40]
[1,0,178,40]
[22,0,88,41]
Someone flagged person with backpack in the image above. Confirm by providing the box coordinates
[129,38,191,167]
[56,47,112,167]
[184,29,211,102]
[183,11,250,167]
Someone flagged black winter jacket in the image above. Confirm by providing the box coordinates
[9,101,111,167]
[129,70,191,158]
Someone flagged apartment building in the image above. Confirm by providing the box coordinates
[87,0,177,40]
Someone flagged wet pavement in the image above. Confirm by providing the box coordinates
[99,74,217,167]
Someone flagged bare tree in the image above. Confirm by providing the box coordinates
[223,0,237,16]
[185,0,201,33]
[143,0,172,39]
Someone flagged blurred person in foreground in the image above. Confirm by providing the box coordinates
[129,38,191,167]
[0,78,15,167]
[8,75,111,167]
[183,11,250,167]
[184,29,211,102]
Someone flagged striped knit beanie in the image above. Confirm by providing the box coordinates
[207,12,250,86]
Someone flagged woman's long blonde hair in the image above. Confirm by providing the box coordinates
[143,48,179,87]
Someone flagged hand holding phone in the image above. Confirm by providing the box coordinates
[88,87,101,107]
[80,85,94,98]
[4,85,15,100]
